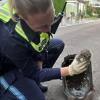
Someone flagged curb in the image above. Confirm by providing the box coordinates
[60,19,100,28]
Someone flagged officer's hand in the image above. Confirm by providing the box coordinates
[37,61,43,70]
[61,50,91,77]
[68,55,90,76]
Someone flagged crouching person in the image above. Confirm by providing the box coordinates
[0,0,90,100]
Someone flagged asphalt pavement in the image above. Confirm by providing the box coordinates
[44,20,100,100]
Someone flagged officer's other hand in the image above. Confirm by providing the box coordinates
[37,61,43,70]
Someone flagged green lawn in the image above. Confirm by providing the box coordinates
[53,0,65,15]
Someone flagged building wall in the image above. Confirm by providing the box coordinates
[66,3,77,16]
[66,0,85,17]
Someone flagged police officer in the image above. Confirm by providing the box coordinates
[0,0,90,100]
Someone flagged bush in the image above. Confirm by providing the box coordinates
[86,5,93,16]
[53,0,65,15]
[95,8,100,18]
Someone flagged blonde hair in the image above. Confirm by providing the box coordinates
[8,0,54,21]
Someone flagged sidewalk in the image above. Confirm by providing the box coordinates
[60,17,100,27]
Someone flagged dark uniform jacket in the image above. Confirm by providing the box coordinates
[0,19,61,82]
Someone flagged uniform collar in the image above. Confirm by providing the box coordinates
[20,19,40,44]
